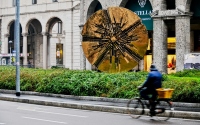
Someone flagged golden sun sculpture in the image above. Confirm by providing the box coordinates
[82,7,149,73]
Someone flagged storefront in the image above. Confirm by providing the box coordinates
[124,0,152,71]
[144,37,176,73]
[56,43,63,66]
[0,53,23,66]
[82,0,198,73]
[0,55,10,65]
[124,0,177,73]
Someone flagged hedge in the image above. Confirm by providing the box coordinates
[0,66,200,103]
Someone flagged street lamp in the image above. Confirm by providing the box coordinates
[9,40,12,65]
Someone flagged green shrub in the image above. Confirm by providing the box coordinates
[0,66,200,103]
[170,69,200,78]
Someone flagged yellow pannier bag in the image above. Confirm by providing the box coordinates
[156,88,174,99]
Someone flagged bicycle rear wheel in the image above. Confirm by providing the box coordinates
[127,98,144,119]
[155,100,173,121]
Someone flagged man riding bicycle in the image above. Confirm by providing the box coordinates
[138,64,162,116]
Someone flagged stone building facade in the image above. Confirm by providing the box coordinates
[0,0,81,69]
[0,0,199,74]
[80,0,200,73]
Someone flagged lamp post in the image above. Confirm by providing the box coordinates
[9,40,12,65]
[15,0,20,96]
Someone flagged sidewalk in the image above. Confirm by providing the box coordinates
[0,89,200,120]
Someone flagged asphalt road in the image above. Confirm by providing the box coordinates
[0,100,200,125]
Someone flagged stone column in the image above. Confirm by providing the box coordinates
[80,0,88,70]
[22,33,28,66]
[175,16,191,71]
[86,56,92,70]
[3,34,9,54]
[79,24,86,70]
[139,60,144,71]
[152,18,168,74]
[42,32,48,69]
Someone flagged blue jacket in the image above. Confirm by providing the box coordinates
[141,70,162,91]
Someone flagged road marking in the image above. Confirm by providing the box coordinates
[22,116,67,124]
[182,119,200,122]
[169,118,200,122]
[17,107,88,118]
[0,123,5,124]
[17,107,35,111]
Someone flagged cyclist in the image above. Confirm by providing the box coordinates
[138,64,162,116]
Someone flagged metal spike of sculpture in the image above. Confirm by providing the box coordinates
[82,7,148,73]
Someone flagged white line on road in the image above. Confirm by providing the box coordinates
[22,116,67,124]
[0,123,5,124]
[172,118,200,122]
[17,107,88,118]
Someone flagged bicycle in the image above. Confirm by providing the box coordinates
[127,91,174,121]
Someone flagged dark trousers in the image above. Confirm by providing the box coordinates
[140,88,157,111]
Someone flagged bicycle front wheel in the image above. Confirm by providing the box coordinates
[155,100,173,121]
[127,98,144,119]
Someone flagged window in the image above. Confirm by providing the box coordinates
[13,0,16,6]
[166,0,175,10]
[53,0,58,2]
[193,31,200,52]
[56,43,63,65]
[32,0,37,4]
[58,21,62,34]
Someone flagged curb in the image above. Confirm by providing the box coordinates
[1,89,200,109]
[0,95,128,114]
[0,89,200,120]
[0,89,129,103]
